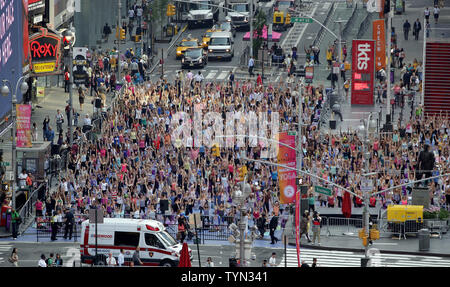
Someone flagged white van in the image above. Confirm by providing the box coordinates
[80,218,192,266]
[208,31,234,61]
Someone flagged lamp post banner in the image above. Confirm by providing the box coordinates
[277,132,297,204]
[16,104,32,148]
[372,19,386,71]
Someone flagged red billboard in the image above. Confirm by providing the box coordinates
[351,39,375,105]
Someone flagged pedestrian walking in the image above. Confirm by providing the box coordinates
[78,86,85,111]
[206,257,214,267]
[424,7,431,21]
[132,247,143,266]
[46,253,55,267]
[38,254,47,267]
[63,207,74,240]
[11,208,21,240]
[403,20,411,40]
[434,5,440,24]
[248,56,255,76]
[107,252,117,266]
[413,19,422,40]
[55,109,64,134]
[9,248,18,267]
[103,23,112,41]
[269,212,279,244]
[118,249,125,266]
[311,211,322,245]
[300,211,312,243]
[228,71,234,87]
[311,258,319,267]
[269,252,277,267]
[301,260,309,267]
[64,68,70,92]
[55,253,63,266]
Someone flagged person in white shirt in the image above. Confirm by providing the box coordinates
[118,249,125,266]
[194,71,204,84]
[269,252,277,267]
[106,253,117,266]
[206,257,214,267]
[18,169,28,188]
[38,254,47,267]
[434,6,440,24]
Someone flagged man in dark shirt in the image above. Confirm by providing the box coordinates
[132,247,143,266]
[269,212,279,244]
[63,208,74,240]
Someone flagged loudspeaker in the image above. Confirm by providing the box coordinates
[329,120,337,130]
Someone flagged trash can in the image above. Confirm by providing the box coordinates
[418,229,430,251]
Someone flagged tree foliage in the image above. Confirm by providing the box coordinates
[252,10,267,58]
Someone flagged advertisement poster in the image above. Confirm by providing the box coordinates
[37,86,45,98]
[73,47,89,85]
[305,66,314,83]
[16,104,32,148]
[351,39,375,105]
[372,19,386,71]
[0,0,24,119]
[277,132,297,204]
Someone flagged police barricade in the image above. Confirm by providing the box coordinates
[387,220,406,240]
[325,217,363,236]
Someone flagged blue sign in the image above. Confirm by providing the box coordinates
[0,0,24,119]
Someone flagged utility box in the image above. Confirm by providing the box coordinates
[387,205,423,223]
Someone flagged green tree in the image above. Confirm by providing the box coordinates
[147,0,170,39]
[253,10,267,58]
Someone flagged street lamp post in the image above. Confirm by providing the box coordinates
[359,113,376,264]
[118,0,122,84]
[386,2,393,123]
[1,77,29,210]
[64,30,75,151]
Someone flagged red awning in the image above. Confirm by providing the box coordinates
[243,25,282,42]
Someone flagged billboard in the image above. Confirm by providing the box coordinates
[372,19,386,71]
[277,132,297,204]
[0,0,24,119]
[351,39,375,106]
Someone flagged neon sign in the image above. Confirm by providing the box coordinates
[29,28,62,75]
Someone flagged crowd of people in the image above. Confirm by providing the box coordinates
[26,1,450,248]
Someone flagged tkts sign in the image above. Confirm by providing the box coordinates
[351,39,375,106]
[29,27,62,75]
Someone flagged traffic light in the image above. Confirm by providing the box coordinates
[384,0,390,14]
[120,28,126,40]
[167,4,176,16]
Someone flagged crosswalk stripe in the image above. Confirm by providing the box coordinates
[217,71,228,80]
[280,249,450,267]
[206,70,218,79]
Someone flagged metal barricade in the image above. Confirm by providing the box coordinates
[326,217,363,236]
[387,221,406,240]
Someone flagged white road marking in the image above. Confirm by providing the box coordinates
[217,71,229,80]
[206,70,218,79]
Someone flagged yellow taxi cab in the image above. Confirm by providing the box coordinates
[176,35,202,59]
[202,26,222,48]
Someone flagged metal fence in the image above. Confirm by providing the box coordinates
[312,2,336,48]
[323,217,363,236]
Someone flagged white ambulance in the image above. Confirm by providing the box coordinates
[80,218,192,266]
